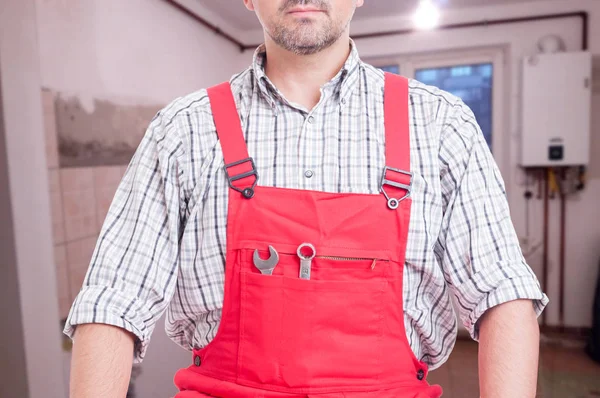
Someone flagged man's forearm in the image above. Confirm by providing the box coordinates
[70,324,135,398]
[478,299,540,398]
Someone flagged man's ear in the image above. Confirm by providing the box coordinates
[243,0,255,11]
[356,0,364,8]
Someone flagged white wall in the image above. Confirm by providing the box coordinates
[36,0,246,108]
[34,1,247,397]
[239,0,600,329]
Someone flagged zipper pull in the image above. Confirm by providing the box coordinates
[371,259,377,270]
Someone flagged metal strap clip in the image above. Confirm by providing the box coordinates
[380,166,412,210]
[224,157,259,199]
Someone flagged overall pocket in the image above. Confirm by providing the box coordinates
[238,271,285,386]
[237,248,388,389]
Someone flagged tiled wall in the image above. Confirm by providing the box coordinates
[43,89,128,320]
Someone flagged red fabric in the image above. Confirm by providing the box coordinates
[174,73,443,398]
[382,73,412,200]
[207,83,255,191]
[384,72,409,172]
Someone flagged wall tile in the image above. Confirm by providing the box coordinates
[63,188,95,219]
[48,169,65,244]
[54,244,71,319]
[67,236,98,301]
[63,189,97,241]
[64,214,98,242]
[61,167,98,240]
[96,188,115,231]
[60,167,94,193]
[51,191,65,244]
[42,89,59,168]
[94,166,123,190]
[48,168,61,193]
[69,267,87,302]
[66,235,97,266]
[93,166,123,230]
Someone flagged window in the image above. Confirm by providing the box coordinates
[367,48,505,177]
[379,64,400,74]
[415,63,493,149]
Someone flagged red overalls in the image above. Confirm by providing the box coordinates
[174,73,443,398]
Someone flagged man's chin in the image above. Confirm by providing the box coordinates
[290,45,322,56]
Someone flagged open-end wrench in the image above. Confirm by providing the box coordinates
[253,245,279,275]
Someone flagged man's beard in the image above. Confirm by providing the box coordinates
[267,0,348,55]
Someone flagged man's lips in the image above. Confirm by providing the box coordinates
[287,7,326,15]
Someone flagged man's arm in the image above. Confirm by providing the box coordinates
[434,97,548,394]
[478,300,540,398]
[70,324,135,398]
[63,106,197,391]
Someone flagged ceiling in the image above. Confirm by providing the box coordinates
[197,0,543,30]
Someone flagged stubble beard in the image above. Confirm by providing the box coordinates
[269,16,346,55]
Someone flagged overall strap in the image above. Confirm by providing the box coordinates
[381,73,412,210]
[207,82,258,199]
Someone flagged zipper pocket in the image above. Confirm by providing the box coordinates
[316,256,389,270]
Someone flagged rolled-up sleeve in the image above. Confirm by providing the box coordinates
[435,99,548,340]
[63,110,189,363]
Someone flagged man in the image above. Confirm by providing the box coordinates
[65,0,548,397]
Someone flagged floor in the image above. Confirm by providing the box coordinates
[428,339,600,397]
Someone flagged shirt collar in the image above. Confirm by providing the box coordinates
[251,39,362,109]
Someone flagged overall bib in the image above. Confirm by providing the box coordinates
[174,73,444,398]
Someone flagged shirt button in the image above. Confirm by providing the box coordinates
[304,170,314,178]
[417,369,425,380]
[194,355,202,366]
[308,116,314,124]
[341,98,347,105]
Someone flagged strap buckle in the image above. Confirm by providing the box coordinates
[224,157,258,199]
[379,166,412,210]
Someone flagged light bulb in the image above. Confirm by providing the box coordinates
[414,0,440,30]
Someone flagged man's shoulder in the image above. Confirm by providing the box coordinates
[407,78,463,109]
[159,89,211,125]
[158,67,252,127]
[407,78,479,133]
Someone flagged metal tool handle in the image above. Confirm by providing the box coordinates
[297,243,316,280]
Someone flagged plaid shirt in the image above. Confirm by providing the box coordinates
[64,42,548,370]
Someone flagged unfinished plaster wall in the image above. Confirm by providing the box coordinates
[55,96,161,167]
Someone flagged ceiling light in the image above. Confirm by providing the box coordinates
[414,0,440,30]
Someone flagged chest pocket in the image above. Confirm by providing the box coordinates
[236,247,392,390]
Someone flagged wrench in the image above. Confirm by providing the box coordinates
[297,243,316,280]
[253,245,279,275]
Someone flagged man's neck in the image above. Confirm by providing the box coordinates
[263,36,352,111]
